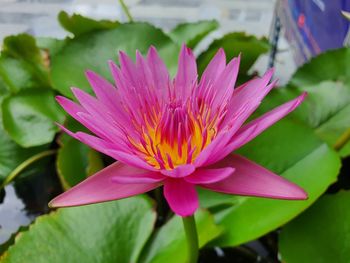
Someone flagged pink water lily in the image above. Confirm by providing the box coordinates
[50,45,307,216]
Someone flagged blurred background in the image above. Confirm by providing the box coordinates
[1,0,349,89]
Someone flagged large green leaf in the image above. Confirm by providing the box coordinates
[289,48,350,87]
[0,85,47,184]
[56,137,104,190]
[257,81,350,156]
[1,196,156,263]
[0,57,41,93]
[51,22,180,98]
[197,32,269,76]
[58,11,120,37]
[279,191,350,263]
[0,34,50,92]
[139,209,222,263]
[36,37,68,58]
[0,125,47,185]
[2,34,42,64]
[168,20,219,49]
[1,89,65,147]
[286,48,350,156]
[199,118,340,246]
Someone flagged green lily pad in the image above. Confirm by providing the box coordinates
[2,34,43,64]
[1,89,65,147]
[197,32,269,77]
[257,81,350,156]
[58,11,120,37]
[56,137,104,190]
[289,48,350,87]
[51,22,180,98]
[199,118,340,247]
[1,196,156,263]
[279,191,350,263]
[0,120,47,185]
[0,57,40,93]
[168,20,219,48]
[286,48,350,156]
[36,37,68,58]
[0,34,50,92]
[139,209,222,263]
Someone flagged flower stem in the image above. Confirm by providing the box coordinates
[334,128,350,151]
[118,0,134,22]
[1,149,56,189]
[182,215,199,263]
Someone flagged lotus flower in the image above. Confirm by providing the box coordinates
[50,45,307,216]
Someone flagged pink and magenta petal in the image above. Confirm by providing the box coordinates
[175,44,197,100]
[164,179,199,216]
[185,167,235,184]
[201,154,307,200]
[111,171,165,184]
[161,164,196,178]
[200,48,226,87]
[49,162,160,207]
[208,92,307,165]
[227,92,307,151]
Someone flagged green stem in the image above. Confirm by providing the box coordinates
[182,215,199,263]
[334,128,350,151]
[118,0,134,22]
[1,149,56,189]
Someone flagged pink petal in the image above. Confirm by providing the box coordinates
[118,51,138,86]
[160,164,195,178]
[106,149,158,171]
[57,124,156,172]
[194,103,252,167]
[111,172,165,184]
[227,92,307,151]
[201,154,307,200]
[56,95,85,120]
[147,46,170,92]
[85,70,119,107]
[109,60,127,91]
[175,44,197,100]
[212,55,240,107]
[71,87,111,121]
[206,92,307,166]
[200,48,226,86]
[163,179,199,216]
[185,167,235,184]
[221,69,275,128]
[49,162,160,207]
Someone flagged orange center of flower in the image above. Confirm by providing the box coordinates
[130,100,220,169]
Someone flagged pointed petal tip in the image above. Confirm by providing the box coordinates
[55,95,65,104]
[48,195,68,208]
[108,59,117,67]
[277,185,308,200]
[147,45,158,56]
[264,68,275,79]
[291,91,308,110]
[135,49,142,56]
[84,69,94,76]
[218,47,225,54]
[300,91,308,100]
[48,199,55,208]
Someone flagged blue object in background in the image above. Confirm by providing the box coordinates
[278,0,350,65]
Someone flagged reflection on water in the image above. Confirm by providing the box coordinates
[0,184,32,244]
[0,158,62,246]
